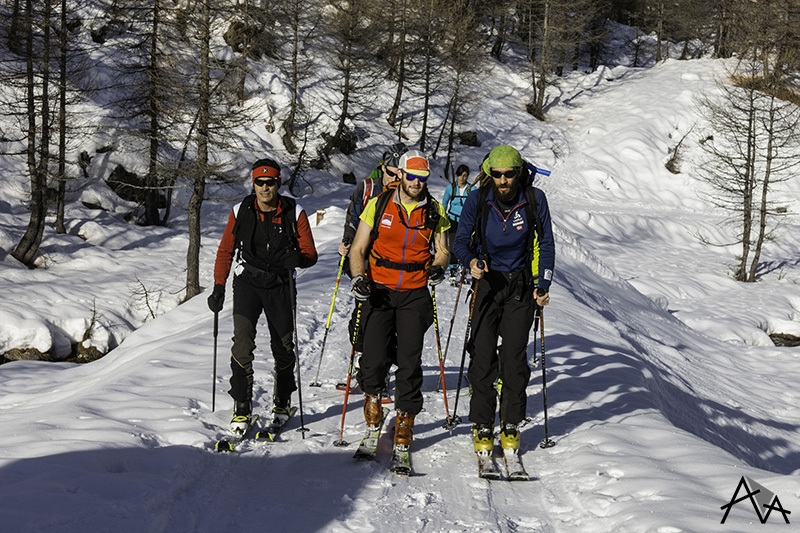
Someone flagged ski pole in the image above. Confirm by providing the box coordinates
[288,274,309,438]
[441,267,467,367]
[539,307,555,448]
[335,301,363,447]
[430,285,452,427]
[212,310,218,412]
[444,260,483,431]
[311,252,347,387]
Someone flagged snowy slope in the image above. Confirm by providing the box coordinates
[2,52,800,533]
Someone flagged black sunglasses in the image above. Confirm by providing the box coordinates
[254,178,278,188]
[490,168,520,180]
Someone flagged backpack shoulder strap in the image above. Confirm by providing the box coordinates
[362,178,374,207]
[470,186,490,262]
[369,188,395,246]
[523,185,543,241]
[280,196,299,249]
[232,194,257,237]
[425,191,441,231]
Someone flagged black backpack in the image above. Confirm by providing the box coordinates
[232,194,300,253]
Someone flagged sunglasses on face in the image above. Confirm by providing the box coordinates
[403,172,428,183]
[384,167,398,179]
[490,168,520,180]
[254,178,278,188]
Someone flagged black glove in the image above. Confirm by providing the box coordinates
[351,275,371,301]
[426,265,445,286]
[274,248,301,270]
[285,249,302,270]
[207,284,225,313]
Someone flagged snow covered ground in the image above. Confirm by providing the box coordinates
[2,47,800,532]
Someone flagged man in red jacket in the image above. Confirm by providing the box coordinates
[207,158,318,433]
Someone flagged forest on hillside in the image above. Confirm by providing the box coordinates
[2,0,799,293]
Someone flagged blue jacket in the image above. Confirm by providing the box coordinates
[452,185,555,290]
[442,182,477,223]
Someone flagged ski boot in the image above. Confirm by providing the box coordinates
[394,411,415,448]
[272,398,292,425]
[230,400,252,435]
[493,377,503,394]
[473,423,494,455]
[364,393,383,430]
[500,422,520,452]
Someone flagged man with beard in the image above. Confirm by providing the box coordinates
[348,150,450,459]
[452,145,555,459]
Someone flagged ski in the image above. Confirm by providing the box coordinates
[502,448,530,481]
[255,406,298,442]
[215,414,260,453]
[389,445,412,476]
[476,451,502,480]
[353,407,391,460]
[335,382,361,393]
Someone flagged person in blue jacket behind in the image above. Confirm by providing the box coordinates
[441,164,476,283]
[452,145,555,458]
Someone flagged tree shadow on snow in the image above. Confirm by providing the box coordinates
[0,443,378,532]
[525,332,800,475]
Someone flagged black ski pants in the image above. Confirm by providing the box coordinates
[357,286,433,415]
[229,271,297,406]
[468,269,535,426]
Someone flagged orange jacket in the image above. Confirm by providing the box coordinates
[367,191,438,291]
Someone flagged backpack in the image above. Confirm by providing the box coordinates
[362,177,375,207]
[232,194,300,256]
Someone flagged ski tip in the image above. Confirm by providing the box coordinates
[215,440,234,453]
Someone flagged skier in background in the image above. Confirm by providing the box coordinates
[441,164,476,284]
[338,143,406,398]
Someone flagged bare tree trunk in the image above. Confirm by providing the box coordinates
[490,13,506,60]
[747,95,776,282]
[387,54,405,127]
[419,35,433,151]
[55,0,68,234]
[533,0,550,120]
[282,1,301,153]
[12,0,48,267]
[145,0,163,226]
[734,97,755,281]
[386,0,406,127]
[186,0,212,300]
